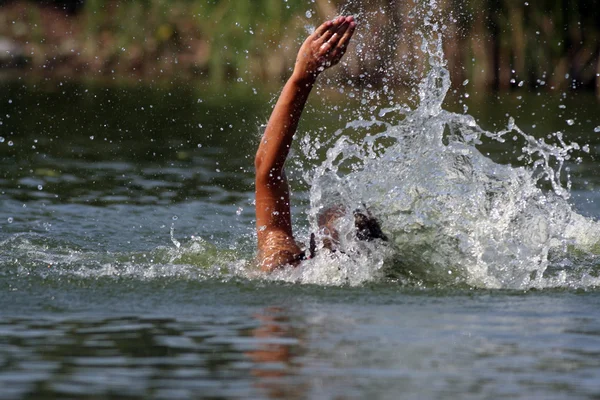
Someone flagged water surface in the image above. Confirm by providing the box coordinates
[1,76,599,398]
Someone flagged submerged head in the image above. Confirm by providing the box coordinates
[317,205,387,251]
[353,209,388,242]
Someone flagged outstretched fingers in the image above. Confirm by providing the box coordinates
[331,17,352,41]
[313,19,336,37]
[296,16,355,77]
[330,18,356,63]
[315,16,343,45]
[318,17,352,52]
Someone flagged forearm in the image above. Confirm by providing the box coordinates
[255,15,355,180]
[255,71,317,180]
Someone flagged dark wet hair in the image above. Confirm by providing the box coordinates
[353,209,388,242]
[316,205,387,253]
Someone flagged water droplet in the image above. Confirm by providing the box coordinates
[462,79,469,86]
[0,137,4,143]
[507,117,515,130]
[305,10,312,18]
[170,223,180,248]
[37,185,43,190]
[566,119,575,126]
[7,217,13,223]
[89,136,94,140]
[8,141,13,146]
[236,207,243,215]
[518,81,524,87]
[172,215,178,221]
[594,126,600,133]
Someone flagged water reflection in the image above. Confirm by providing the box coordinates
[0,310,308,399]
[1,287,600,399]
[247,307,306,399]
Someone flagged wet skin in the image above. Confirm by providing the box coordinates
[254,16,356,272]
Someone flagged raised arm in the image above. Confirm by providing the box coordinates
[255,16,355,270]
[255,16,356,179]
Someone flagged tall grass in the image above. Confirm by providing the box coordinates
[0,0,598,95]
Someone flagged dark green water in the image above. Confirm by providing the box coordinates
[1,81,600,399]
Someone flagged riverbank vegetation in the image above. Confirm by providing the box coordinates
[0,0,598,95]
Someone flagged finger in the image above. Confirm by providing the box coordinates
[318,22,349,48]
[319,41,332,55]
[332,15,345,25]
[326,26,347,48]
[330,22,355,62]
[329,47,346,65]
[330,43,348,64]
[318,28,335,45]
[334,17,352,35]
[328,17,353,45]
[336,20,356,49]
[312,20,333,38]
[316,17,345,43]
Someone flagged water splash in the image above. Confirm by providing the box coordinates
[1,2,597,290]
[0,233,249,283]
[288,0,600,289]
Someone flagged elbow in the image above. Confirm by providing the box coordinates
[254,152,263,173]
[254,156,283,186]
[254,154,268,183]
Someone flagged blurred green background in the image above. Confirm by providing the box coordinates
[0,0,598,96]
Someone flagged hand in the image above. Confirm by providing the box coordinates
[293,16,356,82]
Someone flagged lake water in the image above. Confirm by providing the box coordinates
[1,59,600,399]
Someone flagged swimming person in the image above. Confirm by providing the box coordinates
[255,16,387,272]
